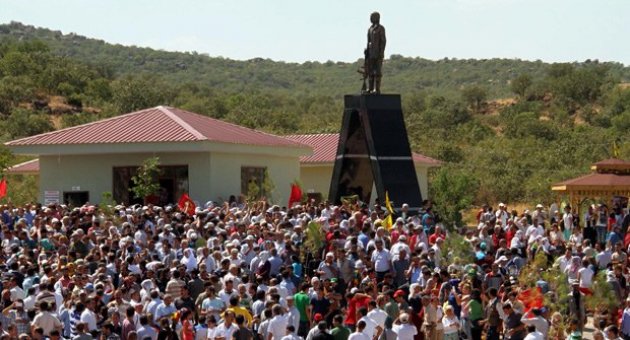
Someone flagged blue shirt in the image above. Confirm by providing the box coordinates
[154,302,176,322]
[607,231,622,246]
[622,308,630,336]
[358,233,369,248]
[292,262,303,278]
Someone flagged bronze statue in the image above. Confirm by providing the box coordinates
[361,11,386,94]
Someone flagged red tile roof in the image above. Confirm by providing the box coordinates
[553,173,630,188]
[285,133,441,166]
[592,158,630,173]
[6,159,39,174]
[6,106,306,148]
[594,158,630,166]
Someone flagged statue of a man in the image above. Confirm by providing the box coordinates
[366,11,386,94]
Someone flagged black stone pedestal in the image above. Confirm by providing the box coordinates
[328,94,423,210]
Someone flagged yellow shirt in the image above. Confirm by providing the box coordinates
[225,306,253,325]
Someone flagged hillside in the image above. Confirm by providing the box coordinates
[4,21,630,98]
[1,21,630,214]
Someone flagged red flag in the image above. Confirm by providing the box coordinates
[518,287,543,314]
[177,193,196,215]
[288,183,302,208]
[0,178,7,198]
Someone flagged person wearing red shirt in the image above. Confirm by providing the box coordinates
[428,225,445,246]
[390,218,405,244]
[345,290,371,330]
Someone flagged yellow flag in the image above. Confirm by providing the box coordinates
[384,214,393,231]
[385,191,394,214]
[384,191,394,231]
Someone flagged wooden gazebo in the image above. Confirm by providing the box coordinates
[552,158,630,211]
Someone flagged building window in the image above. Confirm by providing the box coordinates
[113,165,189,205]
[241,166,266,199]
[63,191,89,206]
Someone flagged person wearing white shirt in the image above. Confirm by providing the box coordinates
[80,299,98,333]
[285,296,300,333]
[442,306,460,340]
[136,315,158,340]
[358,307,379,340]
[348,320,370,340]
[371,240,391,279]
[280,325,302,340]
[520,308,549,338]
[577,259,594,291]
[31,301,62,337]
[390,237,411,262]
[555,248,573,273]
[523,325,544,340]
[392,313,418,340]
[215,311,237,340]
[268,304,289,340]
[596,244,612,269]
[366,298,387,332]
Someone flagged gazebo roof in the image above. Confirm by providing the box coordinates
[552,172,630,191]
[591,158,630,173]
[552,158,630,210]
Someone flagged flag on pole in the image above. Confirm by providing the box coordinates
[178,193,196,215]
[518,287,544,315]
[383,191,394,230]
[288,182,302,208]
[0,178,7,199]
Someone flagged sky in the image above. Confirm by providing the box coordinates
[1,0,629,65]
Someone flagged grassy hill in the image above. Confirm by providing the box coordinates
[1,21,630,213]
[5,21,630,98]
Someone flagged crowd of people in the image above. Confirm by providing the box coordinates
[0,197,628,340]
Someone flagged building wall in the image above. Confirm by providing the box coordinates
[209,152,300,206]
[299,163,432,201]
[300,166,334,197]
[39,152,211,204]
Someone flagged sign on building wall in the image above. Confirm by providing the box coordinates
[44,190,60,205]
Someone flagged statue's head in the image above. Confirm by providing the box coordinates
[370,12,380,24]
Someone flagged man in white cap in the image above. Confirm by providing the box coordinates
[316,252,339,281]
[392,313,417,340]
[496,203,509,227]
[532,204,546,226]
[391,235,411,262]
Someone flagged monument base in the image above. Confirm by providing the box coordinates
[329,94,423,210]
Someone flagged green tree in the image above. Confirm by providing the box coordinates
[111,75,172,112]
[130,157,161,202]
[510,74,532,98]
[261,169,276,203]
[0,145,14,174]
[612,111,630,132]
[4,108,54,139]
[462,85,487,113]
[430,166,479,229]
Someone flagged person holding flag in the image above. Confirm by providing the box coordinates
[288,181,302,209]
[178,193,196,216]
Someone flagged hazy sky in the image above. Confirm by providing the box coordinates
[1,0,629,65]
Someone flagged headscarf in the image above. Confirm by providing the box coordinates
[140,279,155,301]
[181,248,197,272]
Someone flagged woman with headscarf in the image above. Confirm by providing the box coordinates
[140,279,155,302]
[181,248,197,273]
[564,256,582,283]
[510,230,524,251]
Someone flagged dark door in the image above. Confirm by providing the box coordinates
[63,191,89,207]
